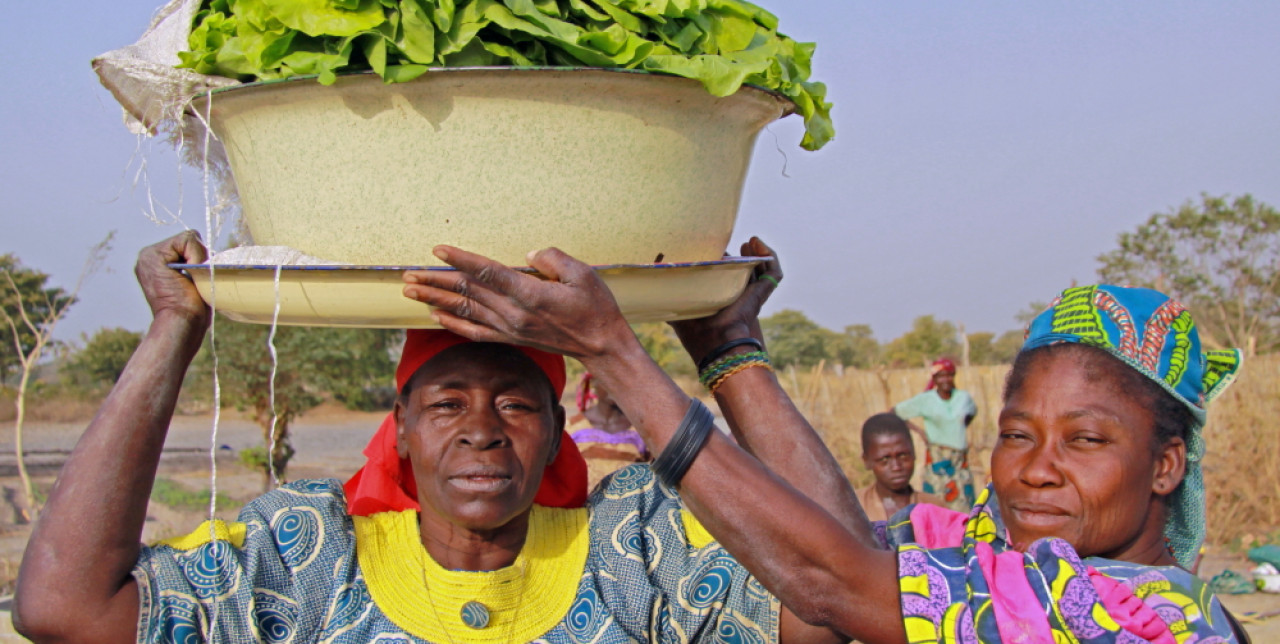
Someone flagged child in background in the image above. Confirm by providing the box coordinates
[858,412,946,522]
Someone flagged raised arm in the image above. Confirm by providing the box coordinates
[402,245,905,644]
[666,241,886,644]
[668,240,877,547]
[13,232,211,643]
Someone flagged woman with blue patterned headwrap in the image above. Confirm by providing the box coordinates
[881,284,1248,642]
[405,241,1250,644]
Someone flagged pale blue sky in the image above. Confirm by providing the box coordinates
[3,1,1279,346]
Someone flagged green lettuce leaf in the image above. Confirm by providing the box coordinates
[260,0,387,37]
[179,0,835,149]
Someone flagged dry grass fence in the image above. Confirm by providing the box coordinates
[774,355,1280,548]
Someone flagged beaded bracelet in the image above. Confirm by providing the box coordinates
[696,337,765,374]
[699,350,769,388]
[707,357,773,394]
[650,398,717,488]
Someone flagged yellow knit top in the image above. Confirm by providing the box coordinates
[352,505,590,644]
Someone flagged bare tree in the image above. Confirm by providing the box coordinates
[1,234,113,519]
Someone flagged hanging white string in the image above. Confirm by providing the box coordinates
[191,96,222,523]
[266,264,283,487]
[130,122,188,230]
[167,125,189,229]
[192,91,224,638]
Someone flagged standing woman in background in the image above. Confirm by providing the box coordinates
[893,358,977,511]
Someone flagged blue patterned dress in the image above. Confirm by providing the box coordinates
[132,465,778,643]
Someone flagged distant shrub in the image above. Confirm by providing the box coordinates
[64,327,142,387]
[150,478,234,512]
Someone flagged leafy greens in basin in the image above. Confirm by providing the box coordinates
[179,0,834,150]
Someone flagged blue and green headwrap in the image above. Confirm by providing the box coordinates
[1022,285,1243,569]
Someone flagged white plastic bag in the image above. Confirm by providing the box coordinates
[1252,563,1280,593]
[91,0,238,134]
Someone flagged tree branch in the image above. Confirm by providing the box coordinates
[2,271,42,344]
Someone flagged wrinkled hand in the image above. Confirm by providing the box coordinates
[134,231,210,328]
[669,237,782,366]
[402,246,634,360]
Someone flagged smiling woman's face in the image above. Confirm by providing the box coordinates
[931,370,955,395]
[396,343,563,533]
[991,346,1186,563]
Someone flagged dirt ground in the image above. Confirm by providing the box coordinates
[1195,550,1280,640]
[0,404,1277,641]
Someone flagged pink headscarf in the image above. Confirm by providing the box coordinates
[925,357,957,391]
[344,330,588,516]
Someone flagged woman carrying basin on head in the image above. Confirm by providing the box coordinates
[12,232,854,644]
[413,242,1250,643]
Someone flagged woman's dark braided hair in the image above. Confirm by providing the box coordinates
[1003,342,1195,453]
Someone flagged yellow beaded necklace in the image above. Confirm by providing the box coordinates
[353,505,590,643]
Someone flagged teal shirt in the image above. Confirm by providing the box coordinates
[893,389,976,450]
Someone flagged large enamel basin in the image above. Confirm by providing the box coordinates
[193,67,794,266]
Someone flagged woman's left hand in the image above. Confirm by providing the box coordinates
[402,246,634,360]
[669,236,782,367]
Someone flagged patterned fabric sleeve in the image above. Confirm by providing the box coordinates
[584,465,780,643]
[132,479,356,643]
[1090,560,1240,643]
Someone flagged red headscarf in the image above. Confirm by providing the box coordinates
[344,330,588,516]
[925,357,957,391]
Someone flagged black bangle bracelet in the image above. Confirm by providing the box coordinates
[651,399,717,488]
[696,337,765,374]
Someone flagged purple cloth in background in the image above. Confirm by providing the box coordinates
[571,428,648,456]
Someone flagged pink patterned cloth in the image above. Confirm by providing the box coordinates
[888,488,1226,643]
[1087,568,1177,644]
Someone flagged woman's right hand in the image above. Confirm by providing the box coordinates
[401,244,636,361]
[134,231,211,328]
[669,236,782,368]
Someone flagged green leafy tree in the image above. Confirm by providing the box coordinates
[65,327,143,387]
[965,330,1024,365]
[761,309,833,368]
[827,324,880,369]
[966,332,997,365]
[0,255,74,384]
[307,328,404,412]
[1098,193,1280,355]
[632,323,694,377]
[882,315,960,368]
[196,322,401,489]
[991,329,1025,363]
